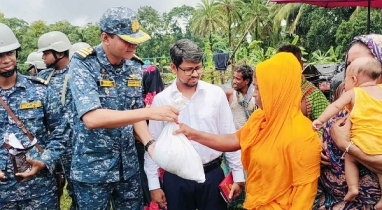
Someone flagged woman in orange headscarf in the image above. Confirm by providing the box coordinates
[175,52,322,209]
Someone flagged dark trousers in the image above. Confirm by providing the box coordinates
[135,142,151,206]
[163,167,227,210]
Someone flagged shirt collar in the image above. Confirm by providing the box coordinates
[14,74,29,89]
[95,44,114,68]
[169,79,208,97]
[48,65,70,75]
[95,44,133,72]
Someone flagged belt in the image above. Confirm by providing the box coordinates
[203,156,222,173]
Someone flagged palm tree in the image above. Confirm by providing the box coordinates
[216,0,244,50]
[272,3,305,35]
[190,0,226,50]
[240,0,273,43]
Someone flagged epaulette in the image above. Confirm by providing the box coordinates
[75,47,96,59]
[25,76,48,85]
[132,54,144,65]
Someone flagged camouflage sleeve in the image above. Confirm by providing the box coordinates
[36,69,49,79]
[35,87,67,174]
[68,58,102,118]
[0,145,6,172]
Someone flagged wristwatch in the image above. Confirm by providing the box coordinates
[144,139,156,152]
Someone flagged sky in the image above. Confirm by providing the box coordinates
[0,0,200,26]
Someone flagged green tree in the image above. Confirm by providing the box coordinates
[190,0,226,50]
[19,20,49,63]
[241,0,272,41]
[217,0,243,50]
[80,23,101,46]
[336,9,382,53]
[137,6,161,36]
[305,7,354,53]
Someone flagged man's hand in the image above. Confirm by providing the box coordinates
[173,123,197,140]
[150,189,167,208]
[0,170,5,180]
[149,105,179,122]
[15,159,46,182]
[330,115,351,151]
[229,182,243,201]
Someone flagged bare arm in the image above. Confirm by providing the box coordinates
[82,106,178,130]
[317,90,353,123]
[175,123,240,152]
[225,89,234,105]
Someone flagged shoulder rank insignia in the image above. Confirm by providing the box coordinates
[25,76,48,85]
[75,47,95,59]
[132,54,144,65]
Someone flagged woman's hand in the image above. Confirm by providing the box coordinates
[330,115,351,151]
[320,151,330,166]
[173,123,198,140]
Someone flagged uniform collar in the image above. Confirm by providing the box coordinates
[46,65,70,75]
[54,65,69,74]
[95,44,112,68]
[14,74,29,89]
[96,44,129,69]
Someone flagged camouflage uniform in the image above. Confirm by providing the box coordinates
[68,7,151,209]
[0,74,67,209]
[69,42,145,209]
[37,66,75,206]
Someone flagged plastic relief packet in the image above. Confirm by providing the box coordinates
[152,93,205,183]
[1,133,37,181]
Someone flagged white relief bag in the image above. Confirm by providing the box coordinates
[152,93,205,183]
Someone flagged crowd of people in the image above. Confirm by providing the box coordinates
[1,4,382,210]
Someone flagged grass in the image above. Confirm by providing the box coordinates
[59,186,245,210]
[60,185,72,210]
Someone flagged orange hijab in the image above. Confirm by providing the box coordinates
[236,53,321,209]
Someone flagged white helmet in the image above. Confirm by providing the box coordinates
[37,31,71,53]
[69,42,91,59]
[0,23,21,53]
[25,52,45,70]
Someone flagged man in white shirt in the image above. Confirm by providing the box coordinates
[145,39,245,210]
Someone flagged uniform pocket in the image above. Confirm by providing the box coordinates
[16,106,44,137]
[125,87,143,109]
[98,87,118,109]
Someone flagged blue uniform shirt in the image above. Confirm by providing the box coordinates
[0,74,67,201]
[38,66,73,173]
[68,44,144,183]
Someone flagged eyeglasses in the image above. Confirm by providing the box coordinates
[177,65,203,76]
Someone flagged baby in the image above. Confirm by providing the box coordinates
[312,57,382,209]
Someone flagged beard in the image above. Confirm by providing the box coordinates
[0,66,17,78]
[179,77,199,87]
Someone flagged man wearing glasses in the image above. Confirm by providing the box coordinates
[145,39,245,210]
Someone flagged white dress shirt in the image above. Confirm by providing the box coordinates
[145,80,245,190]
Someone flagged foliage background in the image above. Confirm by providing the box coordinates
[2,1,382,83]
